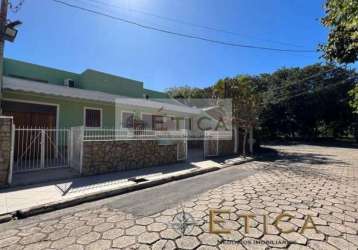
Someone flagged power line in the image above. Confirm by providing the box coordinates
[227,68,356,108]
[227,67,343,102]
[52,0,316,53]
[85,0,305,49]
[270,75,357,104]
[265,67,342,94]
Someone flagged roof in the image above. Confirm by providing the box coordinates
[3,76,201,115]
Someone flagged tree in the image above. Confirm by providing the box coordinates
[320,0,358,64]
[349,84,358,113]
[258,64,356,140]
[214,76,261,156]
[166,86,213,99]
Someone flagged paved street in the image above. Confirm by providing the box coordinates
[0,144,357,250]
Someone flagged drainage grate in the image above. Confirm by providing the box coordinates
[128,177,148,183]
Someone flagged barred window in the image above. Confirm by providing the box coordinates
[122,112,134,128]
[85,108,102,128]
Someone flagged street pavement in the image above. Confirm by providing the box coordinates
[107,165,255,216]
[0,144,357,250]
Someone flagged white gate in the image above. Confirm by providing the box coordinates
[204,131,234,158]
[177,132,188,161]
[204,131,219,158]
[13,128,70,172]
[70,126,84,174]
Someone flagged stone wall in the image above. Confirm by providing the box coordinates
[0,117,13,187]
[82,140,180,176]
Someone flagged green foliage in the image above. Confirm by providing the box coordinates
[169,65,357,141]
[320,0,358,64]
[213,75,261,128]
[166,85,212,99]
[349,84,358,113]
[258,64,357,139]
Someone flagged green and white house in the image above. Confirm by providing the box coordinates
[1,58,201,130]
[1,58,235,184]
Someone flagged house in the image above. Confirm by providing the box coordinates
[0,59,237,185]
[1,58,201,130]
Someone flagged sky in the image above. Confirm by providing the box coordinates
[5,0,344,92]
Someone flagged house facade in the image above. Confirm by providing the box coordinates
[0,59,238,186]
[1,58,202,130]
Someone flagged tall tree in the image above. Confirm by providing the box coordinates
[320,0,358,64]
[214,76,261,155]
[349,85,358,113]
[166,86,213,99]
[258,64,356,139]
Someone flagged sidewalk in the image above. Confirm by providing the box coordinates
[0,155,249,220]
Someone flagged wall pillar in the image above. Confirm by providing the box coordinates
[0,116,13,187]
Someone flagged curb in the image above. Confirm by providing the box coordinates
[1,158,252,222]
[0,214,12,224]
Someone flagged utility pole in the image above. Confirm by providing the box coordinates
[0,0,8,115]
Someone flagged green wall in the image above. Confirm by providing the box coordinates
[3,58,168,99]
[3,91,195,130]
[4,58,80,86]
[3,92,115,128]
[2,58,183,129]
[80,70,144,97]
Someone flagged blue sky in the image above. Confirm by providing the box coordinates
[6,0,338,91]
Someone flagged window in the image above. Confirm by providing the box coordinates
[185,118,192,130]
[122,112,134,128]
[153,115,166,130]
[142,113,153,129]
[84,108,102,128]
[167,116,176,130]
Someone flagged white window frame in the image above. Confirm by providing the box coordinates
[166,115,177,130]
[141,112,153,130]
[84,107,103,128]
[151,114,167,131]
[185,117,192,130]
[121,110,135,129]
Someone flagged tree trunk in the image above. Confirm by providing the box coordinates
[242,128,247,158]
[234,125,239,154]
[249,126,253,155]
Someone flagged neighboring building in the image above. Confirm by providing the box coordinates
[1,58,201,129]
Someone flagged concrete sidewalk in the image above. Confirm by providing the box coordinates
[0,156,249,220]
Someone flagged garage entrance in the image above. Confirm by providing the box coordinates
[2,100,57,128]
[1,100,70,173]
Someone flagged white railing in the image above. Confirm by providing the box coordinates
[204,130,233,140]
[83,128,188,141]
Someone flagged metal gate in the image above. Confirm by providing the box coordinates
[204,131,219,157]
[13,128,70,172]
[177,140,188,161]
[69,126,84,174]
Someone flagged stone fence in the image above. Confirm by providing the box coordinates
[82,140,184,176]
[0,116,13,187]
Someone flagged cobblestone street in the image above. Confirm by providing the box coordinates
[0,144,357,250]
